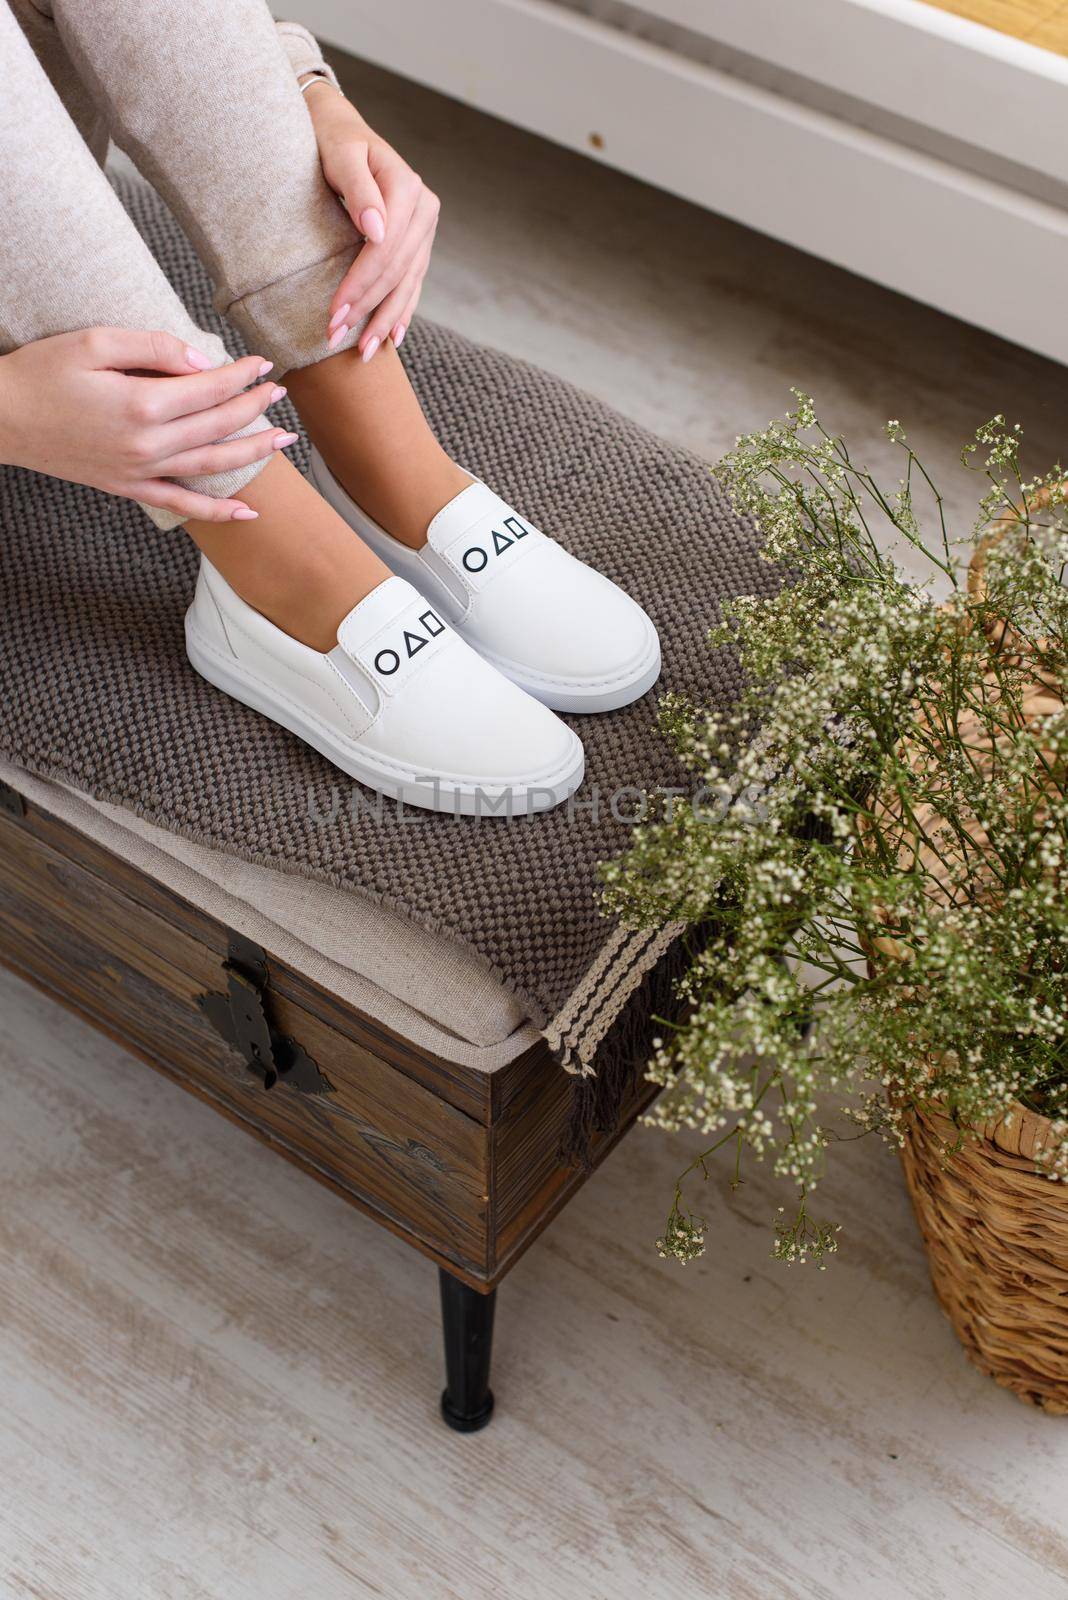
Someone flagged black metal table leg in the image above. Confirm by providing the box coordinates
[438,1267,496,1432]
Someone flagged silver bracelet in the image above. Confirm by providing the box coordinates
[299,73,341,97]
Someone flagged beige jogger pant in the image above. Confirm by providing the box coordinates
[1,1,366,525]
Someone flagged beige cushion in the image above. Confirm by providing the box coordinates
[0,761,538,1071]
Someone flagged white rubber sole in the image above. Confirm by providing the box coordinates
[468,625,663,714]
[185,617,585,818]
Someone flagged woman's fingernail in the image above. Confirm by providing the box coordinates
[361,336,381,364]
[257,360,274,377]
[269,385,287,403]
[273,431,300,450]
[392,323,407,349]
[327,322,349,351]
[328,302,351,333]
[185,347,213,370]
[231,506,258,520]
[358,207,386,244]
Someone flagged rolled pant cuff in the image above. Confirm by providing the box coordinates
[223,246,367,374]
[142,409,274,531]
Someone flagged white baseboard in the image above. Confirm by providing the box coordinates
[291,0,1068,363]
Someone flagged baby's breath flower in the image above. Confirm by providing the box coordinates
[656,1200,708,1264]
[602,402,1068,1266]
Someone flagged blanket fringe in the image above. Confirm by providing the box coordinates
[558,931,691,1169]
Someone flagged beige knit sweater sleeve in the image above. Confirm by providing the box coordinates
[274,18,341,90]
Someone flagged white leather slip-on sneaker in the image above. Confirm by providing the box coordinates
[309,449,661,715]
[184,559,585,817]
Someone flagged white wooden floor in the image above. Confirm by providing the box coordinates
[6,49,1068,1600]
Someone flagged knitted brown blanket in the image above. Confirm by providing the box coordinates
[0,177,774,1109]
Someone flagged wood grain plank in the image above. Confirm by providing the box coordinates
[4,963,1068,1600]
[490,1053,659,1278]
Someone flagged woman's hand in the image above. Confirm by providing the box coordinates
[304,81,440,360]
[0,328,294,523]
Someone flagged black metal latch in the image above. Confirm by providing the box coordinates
[198,934,334,1096]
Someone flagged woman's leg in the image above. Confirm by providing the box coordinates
[3,0,395,646]
[0,0,273,531]
[38,0,472,556]
[284,343,469,549]
[185,455,389,652]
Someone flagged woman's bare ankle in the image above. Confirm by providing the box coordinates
[184,454,390,652]
[285,341,471,548]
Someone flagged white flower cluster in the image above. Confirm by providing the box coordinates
[602,400,1068,1268]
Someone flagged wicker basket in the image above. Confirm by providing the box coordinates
[899,1100,1068,1411]
[872,502,1067,1410]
